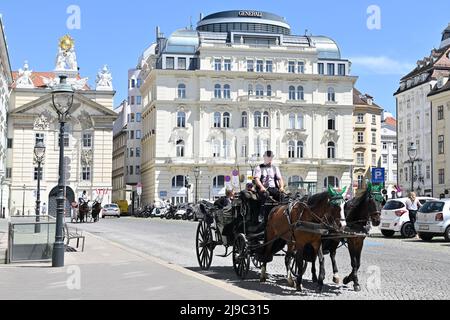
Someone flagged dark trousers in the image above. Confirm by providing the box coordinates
[258,188,282,222]
[409,210,417,234]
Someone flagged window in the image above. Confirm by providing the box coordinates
[223,140,231,158]
[136,79,141,88]
[130,79,136,88]
[324,176,339,188]
[176,140,185,157]
[438,135,445,154]
[241,112,248,128]
[357,132,364,143]
[407,119,411,130]
[289,86,296,100]
[288,61,295,73]
[298,61,305,74]
[223,112,231,128]
[297,141,304,158]
[439,169,445,185]
[214,59,222,71]
[248,84,253,96]
[35,133,45,145]
[214,84,222,99]
[178,84,186,99]
[214,112,221,128]
[136,96,142,105]
[136,130,142,139]
[254,111,262,128]
[256,60,264,72]
[136,113,142,123]
[338,64,346,76]
[166,57,174,69]
[6,168,11,179]
[327,63,335,76]
[266,60,273,73]
[327,87,336,102]
[223,85,231,99]
[7,139,12,149]
[393,143,397,150]
[212,140,221,157]
[213,176,225,188]
[382,155,388,164]
[328,116,336,130]
[357,152,364,165]
[172,176,186,188]
[297,114,304,130]
[357,113,364,123]
[136,147,141,158]
[318,63,324,75]
[438,105,444,120]
[393,155,398,164]
[136,166,141,175]
[83,133,92,148]
[289,114,296,129]
[263,112,270,128]
[297,86,304,100]
[372,133,377,145]
[288,141,296,158]
[224,59,231,71]
[426,165,431,179]
[327,142,336,159]
[247,60,254,72]
[372,154,377,166]
[82,167,91,181]
[177,112,186,128]
[372,115,376,125]
[130,96,135,105]
[129,148,134,158]
[357,175,364,189]
[130,113,135,123]
[241,142,248,158]
[34,167,43,181]
[256,85,264,97]
[177,58,186,70]
[129,130,134,140]
[64,133,70,147]
[382,142,387,150]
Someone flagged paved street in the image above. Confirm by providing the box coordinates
[75,217,450,300]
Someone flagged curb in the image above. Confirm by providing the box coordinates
[84,231,268,301]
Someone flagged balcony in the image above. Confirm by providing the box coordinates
[237,95,282,103]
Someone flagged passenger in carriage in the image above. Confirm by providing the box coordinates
[214,189,234,210]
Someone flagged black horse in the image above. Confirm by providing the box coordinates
[91,201,102,222]
[78,202,89,223]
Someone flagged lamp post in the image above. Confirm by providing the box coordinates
[407,143,420,194]
[50,75,74,268]
[248,154,258,177]
[185,175,191,204]
[193,167,201,204]
[34,141,46,233]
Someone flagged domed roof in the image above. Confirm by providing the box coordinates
[164,29,199,54]
[200,10,288,24]
[309,36,341,60]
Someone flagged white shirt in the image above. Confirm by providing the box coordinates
[405,198,420,211]
[254,164,282,189]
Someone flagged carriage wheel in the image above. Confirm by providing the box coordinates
[288,254,308,277]
[233,234,250,280]
[196,221,214,270]
[251,256,263,269]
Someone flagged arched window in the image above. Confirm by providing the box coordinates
[297,86,304,100]
[214,112,221,128]
[241,112,248,128]
[254,111,262,128]
[297,141,304,158]
[327,142,336,159]
[248,84,253,96]
[223,84,231,99]
[177,84,186,99]
[324,176,339,188]
[223,112,231,128]
[256,84,264,97]
[177,112,186,128]
[289,86,296,100]
[328,87,336,102]
[267,85,272,97]
[212,140,221,158]
[176,140,185,157]
[328,115,336,130]
[223,140,231,158]
[289,114,296,129]
[288,141,296,158]
[214,84,222,99]
[297,114,304,130]
[172,175,186,188]
[263,112,270,128]
[213,176,225,188]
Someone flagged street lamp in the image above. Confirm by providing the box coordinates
[248,154,258,176]
[34,141,46,233]
[50,75,74,268]
[407,143,419,194]
[185,175,192,204]
[193,167,201,204]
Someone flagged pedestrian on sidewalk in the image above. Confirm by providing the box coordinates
[405,192,422,239]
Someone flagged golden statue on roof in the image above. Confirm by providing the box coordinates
[59,34,74,52]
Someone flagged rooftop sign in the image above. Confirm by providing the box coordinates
[238,11,263,18]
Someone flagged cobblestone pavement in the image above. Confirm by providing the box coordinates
[76,217,450,300]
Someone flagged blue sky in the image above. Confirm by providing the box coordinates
[1,0,449,115]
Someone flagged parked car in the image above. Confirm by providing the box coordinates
[102,204,121,218]
[380,197,437,238]
[415,199,450,241]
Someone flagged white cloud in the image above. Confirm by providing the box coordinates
[349,56,415,75]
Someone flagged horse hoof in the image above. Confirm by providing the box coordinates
[312,276,318,283]
[333,276,340,284]
[354,284,361,292]
[343,276,351,285]
[316,285,323,294]
[296,284,302,292]
[287,278,295,288]
[260,277,266,283]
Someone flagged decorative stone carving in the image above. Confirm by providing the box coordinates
[33,114,50,131]
[55,46,78,72]
[81,149,93,166]
[169,128,189,143]
[283,131,309,143]
[77,111,94,130]
[96,65,113,91]
[16,61,34,88]
[322,130,340,143]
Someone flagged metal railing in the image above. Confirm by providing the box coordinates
[7,215,56,264]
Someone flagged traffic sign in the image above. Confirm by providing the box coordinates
[372,168,385,184]
[232,169,239,177]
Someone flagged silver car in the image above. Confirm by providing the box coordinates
[102,204,121,218]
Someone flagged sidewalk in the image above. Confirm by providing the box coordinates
[0,230,265,300]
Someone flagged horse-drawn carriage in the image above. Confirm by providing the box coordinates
[195,184,383,292]
[71,199,102,223]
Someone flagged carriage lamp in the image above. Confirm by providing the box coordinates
[51,75,74,268]
[34,142,46,233]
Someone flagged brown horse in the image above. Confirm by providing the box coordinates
[78,202,89,223]
[260,191,344,292]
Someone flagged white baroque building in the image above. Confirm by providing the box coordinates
[6,37,117,217]
[381,113,398,197]
[138,10,357,204]
[0,16,12,218]
[395,24,450,196]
